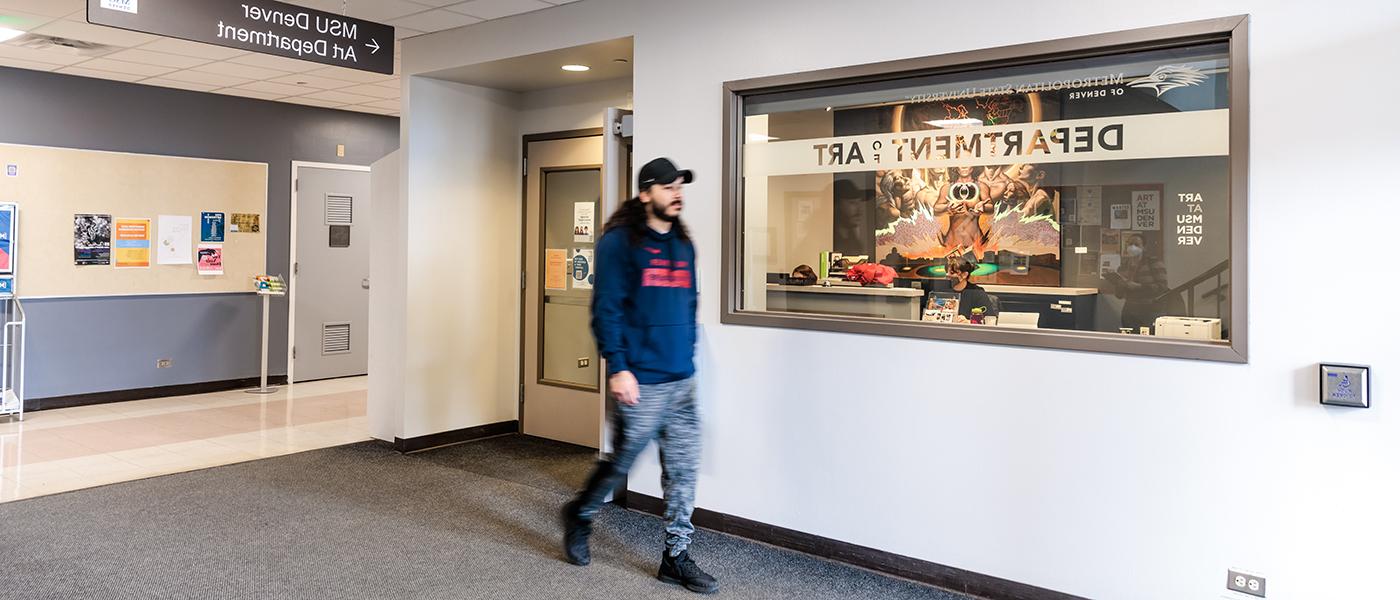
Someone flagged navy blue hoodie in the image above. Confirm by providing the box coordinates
[590,224,697,385]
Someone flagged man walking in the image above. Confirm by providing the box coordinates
[561,158,719,594]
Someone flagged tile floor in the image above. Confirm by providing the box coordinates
[0,376,369,503]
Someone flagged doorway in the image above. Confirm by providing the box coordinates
[521,132,605,448]
[289,162,372,383]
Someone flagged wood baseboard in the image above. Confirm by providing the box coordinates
[393,420,519,453]
[26,376,290,411]
[625,491,1085,600]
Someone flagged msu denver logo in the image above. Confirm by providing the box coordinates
[1129,65,1207,97]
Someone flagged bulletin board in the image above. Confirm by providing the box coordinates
[0,143,268,297]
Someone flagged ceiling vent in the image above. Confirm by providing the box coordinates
[12,34,114,57]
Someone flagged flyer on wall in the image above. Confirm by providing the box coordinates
[113,218,152,268]
[201,211,225,242]
[545,248,567,290]
[197,244,224,275]
[157,214,193,265]
[230,213,260,233]
[571,248,594,290]
[573,202,595,243]
[74,213,113,265]
[0,204,16,274]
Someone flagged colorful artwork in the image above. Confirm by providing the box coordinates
[113,218,151,268]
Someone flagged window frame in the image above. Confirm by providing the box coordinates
[719,15,1250,363]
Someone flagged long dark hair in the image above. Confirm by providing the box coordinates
[601,196,691,245]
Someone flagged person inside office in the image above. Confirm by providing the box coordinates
[929,257,1000,323]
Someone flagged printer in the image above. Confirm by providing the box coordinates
[1153,316,1223,341]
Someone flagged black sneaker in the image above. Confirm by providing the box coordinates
[560,500,592,566]
[658,550,720,594]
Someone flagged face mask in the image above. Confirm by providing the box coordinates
[1126,245,1144,258]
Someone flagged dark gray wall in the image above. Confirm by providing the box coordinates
[0,66,399,399]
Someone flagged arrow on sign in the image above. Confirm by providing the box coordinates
[367,39,381,54]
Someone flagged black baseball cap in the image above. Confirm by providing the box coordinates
[638,157,694,190]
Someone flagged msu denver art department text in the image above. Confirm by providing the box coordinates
[812,124,1124,167]
[218,3,365,61]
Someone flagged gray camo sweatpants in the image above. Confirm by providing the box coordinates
[572,376,700,556]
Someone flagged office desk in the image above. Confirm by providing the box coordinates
[982,285,1099,331]
[766,283,923,321]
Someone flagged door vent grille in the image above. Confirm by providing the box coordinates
[325,194,353,225]
[322,322,351,355]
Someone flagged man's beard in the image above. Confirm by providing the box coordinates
[649,200,680,223]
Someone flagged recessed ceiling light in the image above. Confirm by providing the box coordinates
[561,64,590,72]
[0,27,25,43]
[613,58,629,64]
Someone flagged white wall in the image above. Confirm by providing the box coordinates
[398,76,523,439]
[519,77,632,136]
[401,2,1400,598]
[369,149,404,442]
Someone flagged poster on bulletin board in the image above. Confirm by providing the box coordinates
[0,203,15,274]
[114,218,152,268]
[201,211,225,242]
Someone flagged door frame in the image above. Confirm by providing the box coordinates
[519,128,604,434]
[287,160,372,384]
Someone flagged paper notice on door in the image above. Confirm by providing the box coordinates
[573,202,595,243]
[157,215,193,265]
[545,248,567,290]
[571,248,594,290]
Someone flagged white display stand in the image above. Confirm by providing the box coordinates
[0,298,25,420]
[246,279,286,395]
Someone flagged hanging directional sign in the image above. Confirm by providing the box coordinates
[88,0,395,74]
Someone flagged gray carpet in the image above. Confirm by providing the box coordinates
[0,435,970,599]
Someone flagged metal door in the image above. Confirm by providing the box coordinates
[293,165,371,382]
[522,135,605,448]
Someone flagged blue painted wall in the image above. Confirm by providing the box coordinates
[0,66,398,399]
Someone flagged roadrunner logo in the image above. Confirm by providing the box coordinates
[1129,65,1206,97]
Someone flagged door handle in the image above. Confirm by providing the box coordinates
[362,278,370,290]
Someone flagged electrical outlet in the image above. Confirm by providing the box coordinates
[1227,570,1266,597]
[156,359,173,369]
[577,358,590,368]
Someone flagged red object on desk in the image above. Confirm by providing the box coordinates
[845,263,896,286]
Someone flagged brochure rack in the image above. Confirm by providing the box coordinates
[246,276,287,395]
[0,298,25,420]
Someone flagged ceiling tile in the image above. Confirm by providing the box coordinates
[343,105,400,116]
[193,61,292,80]
[336,83,399,99]
[387,8,480,32]
[137,38,249,60]
[0,55,58,71]
[336,0,431,22]
[55,65,145,82]
[227,52,323,73]
[266,72,354,90]
[360,99,401,111]
[161,69,253,87]
[393,27,423,39]
[445,0,552,20]
[0,43,91,66]
[280,96,346,108]
[142,78,220,92]
[70,57,174,77]
[31,19,159,47]
[304,64,388,84]
[0,8,60,31]
[404,0,464,7]
[0,0,82,18]
[299,89,380,104]
[102,48,211,69]
[232,80,309,97]
[215,88,285,101]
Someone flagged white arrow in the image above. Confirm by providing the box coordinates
[366,39,380,54]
